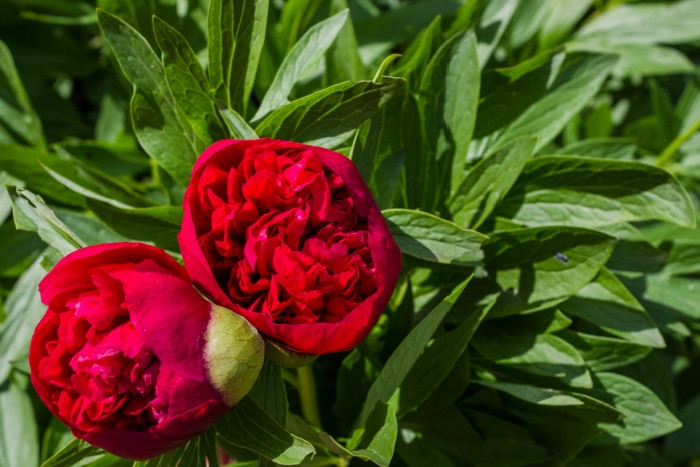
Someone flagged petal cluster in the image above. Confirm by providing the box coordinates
[180,139,402,354]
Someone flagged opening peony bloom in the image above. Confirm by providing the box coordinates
[29,243,264,460]
[179,139,402,355]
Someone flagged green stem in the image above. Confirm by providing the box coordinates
[297,363,322,428]
[656,117,700,168]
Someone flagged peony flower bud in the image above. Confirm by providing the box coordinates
[29,242,264,460]
[178,139,402,355]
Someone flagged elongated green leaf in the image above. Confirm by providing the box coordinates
[476,0,518,67]
[247,359,288,427]
[491,54,617,153]
[573,0,700,46]
[666,395,700,462]
[584,372,681,444]
[0,40,45,149]
[326,0,365,83]
[405,29,480,210]
[216,397,315,465]
[663,240,700,276]
[0,254,47,382]
[497,155,695,228]
[508,0,552,49]
[0,143,84,207]
[347,402,397,467]
[134,431,217,467]
[153,17,226,144]
[473,322,591,388]
[0,378,38,467]
[559,330,651,372]
[449,136,536,229]
[383,209,486,266]
[253,10,349,122]
[641,273,700,321]
[86,201,181,252]
[537,0,592,50]
[568,43,695,78]
[354,277,471,429]
[217,104,258,140]
[483,227,616,317]
[555,138,636,160]
[398,302,490,416]
[10,188,84,257]
[255,78,404,147]
[40,438,106,467]
[560,268,664,348]
[97,9,202,185]
[208,0,268,113]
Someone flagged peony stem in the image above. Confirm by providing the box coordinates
[297,363,322,428]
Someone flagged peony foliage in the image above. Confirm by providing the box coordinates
[1,0,700,466]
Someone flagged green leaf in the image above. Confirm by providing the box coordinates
[255,78,404,148]
[537,0,592,50]
[217,104,258,140]
[247,360,288,427]
[153,16,226,144]
[508,0,553,49]
[398,302,490,416]
[41,439,105,467]
[662,239,700,276]
[665,394,700,462]
[475,0,518,67]
[354,277,471,429]
[584,372,681,444]
[573,0,700,46]
[325,0,365,83]
[0,40,45,149]
[208,0,268,113]
[483,227,616,317]
[554,138,637,160]
[10,188,84,256]
[560,268,665,348]
[473,318,591,388]
[216,397,315,465]
[558,330,651,372]
[252,10,349,122]
[405,29,480,210]
[639,273,700,321]
[490,54,617,153]
[497,155,696,228]
[383,209,486,266]
[568,43,695,78]
[0,377,38,467]
[0,143,84,207]
[97,9,202,186]
[86,201,181,252]
[134,431,218,467]
[449,136,536,229]
[346,402,397,467]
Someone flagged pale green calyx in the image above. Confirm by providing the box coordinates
[204,304,265,406]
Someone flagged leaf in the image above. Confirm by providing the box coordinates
[354,277,471,430]
[252,10,349,122]
[0,143,84,207]
[665,394,700,462]
[97,9,202,186]
[568,43,695,78]
[537,0,592,50]
[405,29,480,211]
[383,209,486,266]
[491,54,617,153]
[449,136,536,229]
[483,227,616,317]
[86,201,182,252]
[247,359,288,427]
[639,273,700,321]
[153,16,226,144]
[475,0,518,67]
[497,155,696,228]
[40,439,105,467]
[208,0,268,113]
[397,302,491,416]
[560,268,665,348]
[573,0,700,46]
[216,397,315,465]
[0,378,38,467]
[217,104,258,140]
[558,330,651,372]
[662,239,700,276]
[507,0,553,49]
[0,40,45,149]
[325,0,365,83]
[255,78,404,148]
[473,319,592,388]
[346,402,397,467]
[134,431,217,467]
[554,138,637,160]
[10,188,84,257]
[584,372,681,444]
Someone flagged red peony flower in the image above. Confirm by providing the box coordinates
[178,139,402,355]
[29,243,264,460]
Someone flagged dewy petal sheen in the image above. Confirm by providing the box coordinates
[179,139,402,355]
[29,242,263,460]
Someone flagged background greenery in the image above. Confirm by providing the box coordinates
[1,0,700,466]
